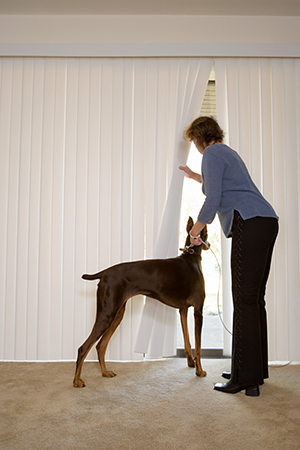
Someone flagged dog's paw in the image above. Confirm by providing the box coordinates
[73,378,86,388]
[187,358,195,368]
[102,371,117,378]
[196,370,207,378]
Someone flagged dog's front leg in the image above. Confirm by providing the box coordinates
[194,309,207,377]
[179,307,195,368]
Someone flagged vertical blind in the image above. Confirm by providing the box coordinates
[215,58,300,361]
[0,56,213,361]
[135,59,214,357]
[1,56,299,362]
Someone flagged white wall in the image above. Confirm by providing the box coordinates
[1,15,299,361]
[0,15,300,56]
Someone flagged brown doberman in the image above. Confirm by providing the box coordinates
[73,217,209,387]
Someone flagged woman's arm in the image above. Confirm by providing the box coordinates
[197,151,224,226]
[179,165,202,183]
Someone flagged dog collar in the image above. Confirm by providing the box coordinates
[180,244,195,255]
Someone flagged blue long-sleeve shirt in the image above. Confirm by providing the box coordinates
[198,144,278,237]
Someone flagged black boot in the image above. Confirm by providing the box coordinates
[221,371,264,385]
[214,380,260,396]
[221,371,231,380]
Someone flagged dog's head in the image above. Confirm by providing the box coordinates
[185,216,209,251]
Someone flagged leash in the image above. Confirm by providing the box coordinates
[179,241,232,336]
[206,245,232,336]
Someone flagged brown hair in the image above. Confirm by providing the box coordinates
[184,116,225,147]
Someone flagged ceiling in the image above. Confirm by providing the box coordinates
[0,0,299,16]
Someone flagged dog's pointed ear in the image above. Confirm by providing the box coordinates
[187,216,194,233]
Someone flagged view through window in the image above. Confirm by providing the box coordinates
[177,67,223,352]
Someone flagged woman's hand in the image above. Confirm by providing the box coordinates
[179,165,202,183]
[189,221,206,246]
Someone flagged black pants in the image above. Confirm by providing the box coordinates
[230,211,278,384]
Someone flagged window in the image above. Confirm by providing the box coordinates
[177,67,223,355]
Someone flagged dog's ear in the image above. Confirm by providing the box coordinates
[186,216,194,233]
[201,225,209,250]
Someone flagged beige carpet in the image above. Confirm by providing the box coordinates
[0,358,299,450]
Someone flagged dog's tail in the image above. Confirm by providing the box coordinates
[82,271,104,281]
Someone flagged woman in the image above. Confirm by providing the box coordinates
[180,116,278,397]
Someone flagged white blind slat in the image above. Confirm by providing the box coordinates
[215,57,300,361]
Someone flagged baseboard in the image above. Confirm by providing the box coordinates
[176,348,224,358]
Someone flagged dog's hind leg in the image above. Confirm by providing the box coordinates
[73,322,108,388]
[96,302,127,378]
[179,307,195,368]
[194,308,206,377]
